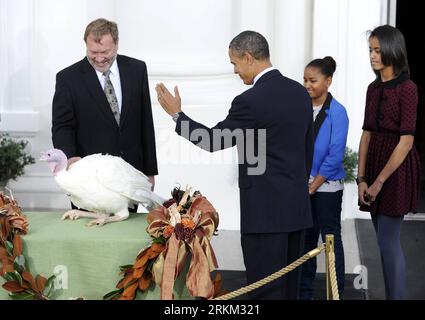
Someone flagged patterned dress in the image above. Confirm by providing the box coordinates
[360,73,421,217]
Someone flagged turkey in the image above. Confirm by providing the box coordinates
[40,148,166,226]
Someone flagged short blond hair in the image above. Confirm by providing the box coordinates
[84,18,119,44]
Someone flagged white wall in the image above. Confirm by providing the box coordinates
[0,0,389,228]
[311,0,388,219]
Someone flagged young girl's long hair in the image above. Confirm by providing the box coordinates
[368,25,410,78]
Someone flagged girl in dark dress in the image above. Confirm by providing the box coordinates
[357,25,421,300]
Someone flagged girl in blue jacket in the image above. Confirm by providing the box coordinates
[300,56,349,299]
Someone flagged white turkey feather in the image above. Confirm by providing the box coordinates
[53,153,165,215]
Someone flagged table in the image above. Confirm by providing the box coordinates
[0,212,191,300]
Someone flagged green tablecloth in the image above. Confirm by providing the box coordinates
[0,212,191,300]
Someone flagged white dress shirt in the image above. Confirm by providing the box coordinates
[253,66,277,85]
[313,104,323,122]
[95,58,123,112]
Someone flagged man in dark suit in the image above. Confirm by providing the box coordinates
[156,31,313,299]
[52,18,158,193]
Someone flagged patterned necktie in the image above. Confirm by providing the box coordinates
[103,70,120,125]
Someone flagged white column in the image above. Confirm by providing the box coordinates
[116,0,245,230]
[311,0,347,109]
[117,0,233,76]
[85,0,116,22]
[311,0,386,220]
[2,0,33,111]
[387,0,397,26]
[236,0,275,43]
[0,0,38,134]
[312,0,384,150]
[273,0,314,83]
[0,0,8,113]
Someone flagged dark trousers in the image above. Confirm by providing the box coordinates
[300,190,345,299]
[241,230,305,300]
[371,214,405,300]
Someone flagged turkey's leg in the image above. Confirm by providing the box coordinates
[62,209,108,221]
[86,215,128,227]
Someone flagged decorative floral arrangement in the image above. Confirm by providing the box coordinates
[0,192,56,300]
[0,186,225,300]
[104,186,225,300]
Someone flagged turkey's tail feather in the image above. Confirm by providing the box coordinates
[134,189,167,212]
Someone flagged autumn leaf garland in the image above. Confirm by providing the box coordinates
[104,186,227,300]
[1,187,227,301]
[0,192,56,300]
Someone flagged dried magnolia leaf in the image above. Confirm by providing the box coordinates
[2,281,26,293]
[35,275,47,293]
[151,242,165,253]
[212,272,229,298]
[121,282,138,300]
[2,204,16,216]
[147,247,161,259]
[22,271,36,289]
[0,194,6,207]
[136,246,150,260]
[12,234,23,256]
[8,216,29,234]
[138,273,152,291]
[0,247,8,259]
[132,265,146,279]
[162,199,176,208]
[1,262,15,276]
[134,251,150,269]
[117,273,134,289]
[1,217,10,239]
[212,273,222,297]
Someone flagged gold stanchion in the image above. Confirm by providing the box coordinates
[325,234,340,300]
[212,235,338,300]
[213,244,326,300]
[325,234,333,300]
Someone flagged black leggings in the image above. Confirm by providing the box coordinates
[371,214,405,300]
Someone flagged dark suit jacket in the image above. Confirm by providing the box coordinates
[176,70,313,234]
[52,55,158,175]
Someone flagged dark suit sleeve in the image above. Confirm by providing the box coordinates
[175,95,254,152]
[140,63,158,175]
[305,113,314,177]
[51,72,77,158]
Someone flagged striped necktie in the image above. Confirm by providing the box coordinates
[103,70,120,125]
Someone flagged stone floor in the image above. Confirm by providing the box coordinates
[211,218,361,274]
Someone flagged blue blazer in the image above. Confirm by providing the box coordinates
[311,93,349,180]
[175,69,313,234]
